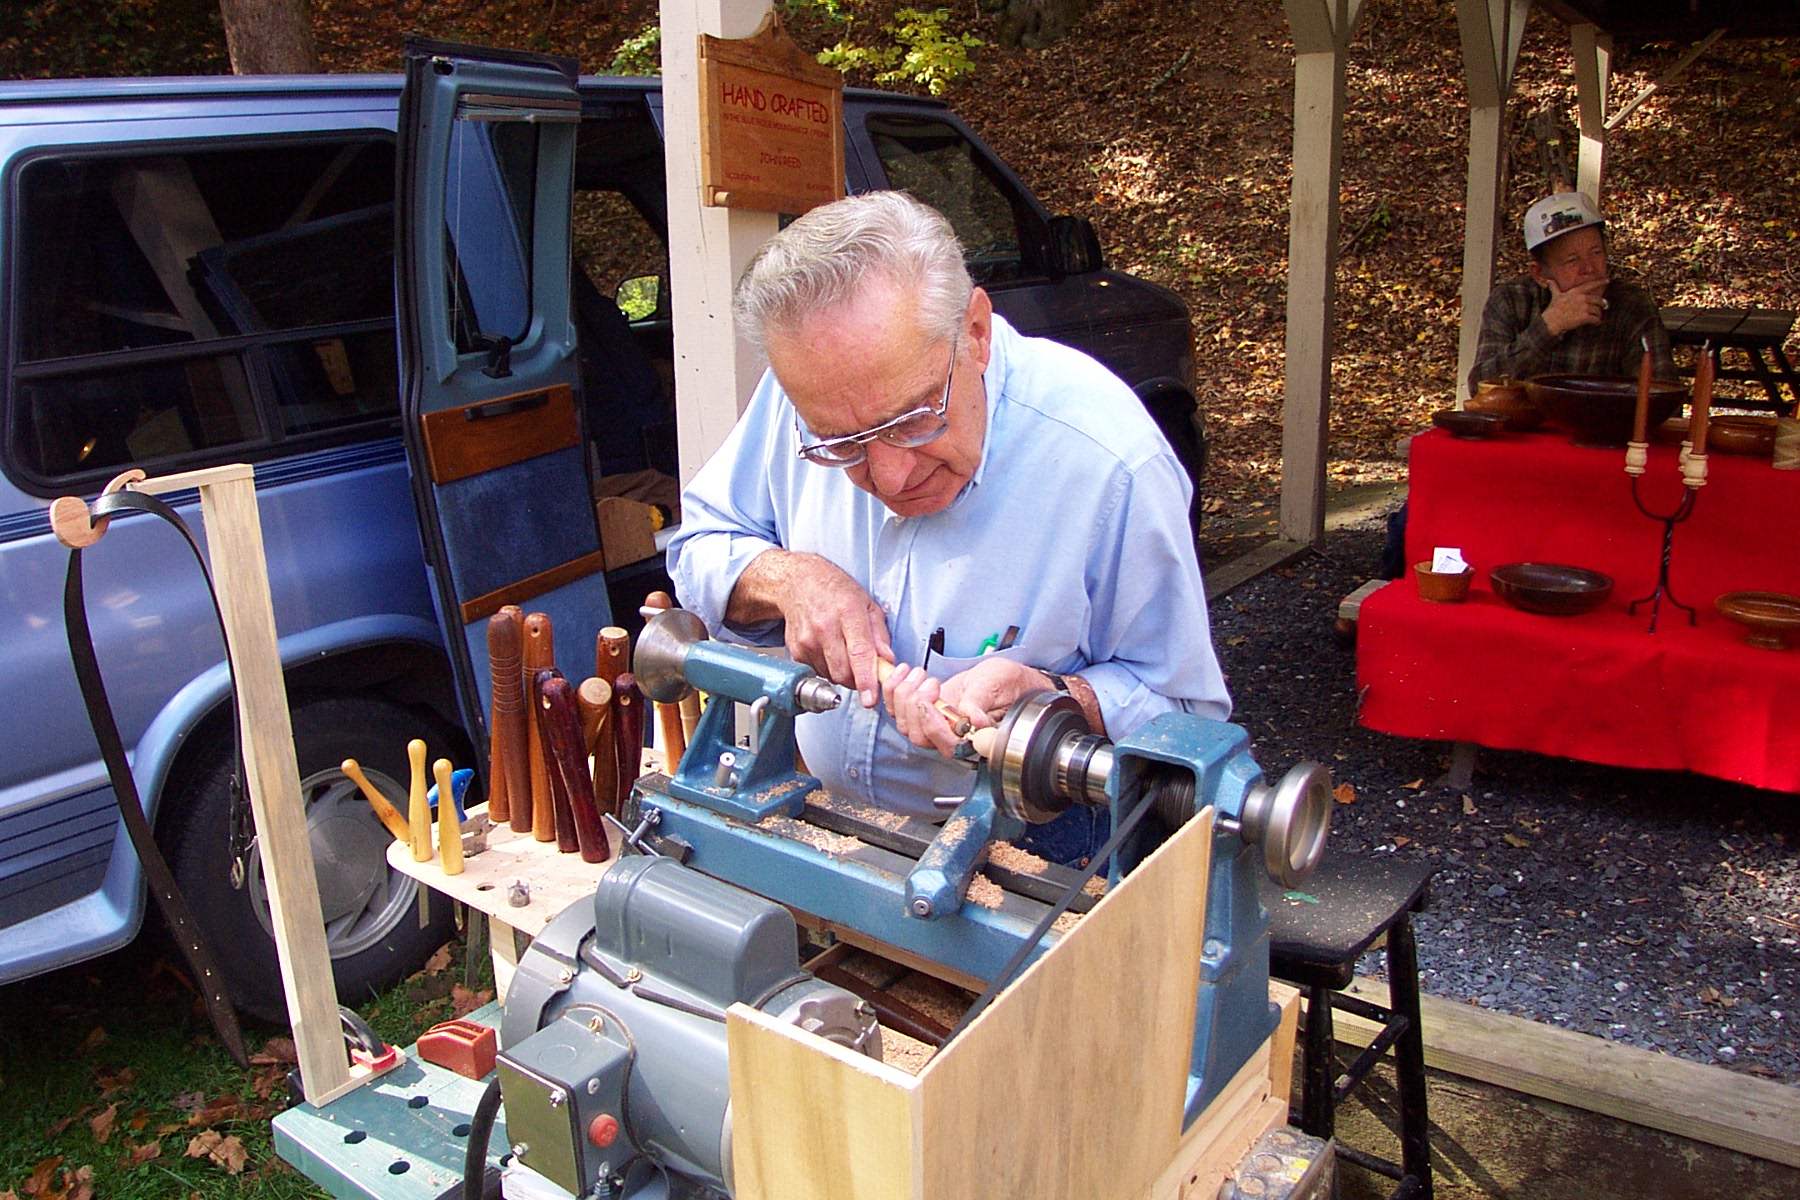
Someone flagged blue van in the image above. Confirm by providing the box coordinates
[0,58,1203,1019]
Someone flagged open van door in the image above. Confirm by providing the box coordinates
[396,39,609,741]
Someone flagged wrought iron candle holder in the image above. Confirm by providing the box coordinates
[1623,440,1705,632]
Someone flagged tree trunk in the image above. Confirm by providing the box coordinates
[218,0,321,74]
[992,0,1088,50]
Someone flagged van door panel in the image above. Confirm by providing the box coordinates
[397,40,605,739]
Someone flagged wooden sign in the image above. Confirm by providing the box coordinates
[698,13,845,216]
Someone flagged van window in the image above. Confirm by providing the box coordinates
[444,118,536,354]
[8,139,397,486]
[864,113,1032,286]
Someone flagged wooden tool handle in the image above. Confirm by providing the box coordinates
[679,691,703,742]
[485,608,524,825]
[341,758,410,843]
[407,738,432,862]
[613,673,646,804]
[597,625,630,685]
[493,606,532,834]
[524,612,556,843]
[582,677,620,820]
[531,669,583,855]
[641,592,689,767]
[539,674,610,863]
[874,659,973,737]
[433,758,464,875]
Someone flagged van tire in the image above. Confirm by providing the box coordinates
[1144,391,1208,539]
[162,693,461,1022]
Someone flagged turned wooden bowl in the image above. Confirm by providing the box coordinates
[1489,562,1614,616]
[1432,409,1507,439]
[1525,374,1688,447]
[1715,591,1800,650]
[1706,416,1779,457]
[1466,381,1546,432]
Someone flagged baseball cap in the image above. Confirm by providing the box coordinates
[1523,192,1605,251]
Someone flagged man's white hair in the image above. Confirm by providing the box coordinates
[733,191,972,350]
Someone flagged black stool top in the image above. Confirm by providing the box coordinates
[1262,853,1434,989]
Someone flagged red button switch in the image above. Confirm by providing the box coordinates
[588,1113,620,1148]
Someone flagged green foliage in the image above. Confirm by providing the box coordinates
[611,24,662,76]
[819,7,983,97]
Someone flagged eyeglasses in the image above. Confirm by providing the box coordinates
[795,339,957,468]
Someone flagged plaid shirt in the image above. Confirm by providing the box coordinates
[1469,275,1675,391]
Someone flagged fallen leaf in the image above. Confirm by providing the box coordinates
[45,1115,78,1138]
[250,1037,297,1066]
[451,983,495,1019]
[1332,782,1357,805]
[155,1124,182,1137]
[78,1027,106,1053]
[1503,833,1531,849]
[1462,794,1478,815]
[1699,986,1722,1004]
[1393,836,1412,848]
[21,1158,61,1198]
[187,1094,241,1127]
[186,1131,222,1159]
[1401,778,1425,790]
[88,1104,118,1146]
[211,1135,248,1175]
[423,943,453,976]
[170,1091,206,1117]
[250,1065,288,1100]
[117,1141,161,1168]
[93,1067,136,1100]
[65,1167,93,1200]
[127,1111,147,1133]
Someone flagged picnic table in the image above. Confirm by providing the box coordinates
[1356,427,1800,794]
[1659,305,1798,415]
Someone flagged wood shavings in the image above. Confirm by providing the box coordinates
[964,875,1006,909]
[759,815,865,857]
[985,841,1051,873]
[880,1028,937,1075]
[1083,875,1108,898]
[888,974,975,1030]
[1051,910,1083,935]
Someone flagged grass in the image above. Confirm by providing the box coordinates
[0,917,492,1199]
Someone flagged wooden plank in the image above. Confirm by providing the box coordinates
[791,911,990,996]
[1205,536,1311,601]
[193,474,349,1103]
[1145,1042,1286,1200]
[1330,976,1800,1169]
[912,811,1215,1200]
[1279,48,1345,547]
[1571,23,1611,201]
[1336,578,1388,622]
[1456,100,1506,398]
[1267,980,1301,1111]
[130,462,254,494]
[663,0,782,486]
[457,550,607,625]
[727,1004,921,1200]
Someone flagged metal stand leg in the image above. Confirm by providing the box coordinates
[1386,914,1433,1200]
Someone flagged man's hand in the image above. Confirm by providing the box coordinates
[1541,277,1609,336]
[882,657,1056,758]
[727,550,891,706]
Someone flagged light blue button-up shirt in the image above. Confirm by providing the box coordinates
[667,314,1229,819]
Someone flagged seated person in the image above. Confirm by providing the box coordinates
[667,192,1229,853]
[1469,191,1676,391]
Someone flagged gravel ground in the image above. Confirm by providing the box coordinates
[1206,517,1800,1088]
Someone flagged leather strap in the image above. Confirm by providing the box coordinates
[64,488,250,1069]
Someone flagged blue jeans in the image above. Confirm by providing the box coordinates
[1013,803,1113,869]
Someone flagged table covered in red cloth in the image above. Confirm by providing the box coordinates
[1356,428,1800,792]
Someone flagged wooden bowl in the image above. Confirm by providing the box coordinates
[1489,562,1613,616]
[1715,591,1800,649]
[1414,561,1472,603]
[1705,416,1778,457]
[1465,381,1545,431]
[1432,409,1507,439]
[1524,374,1688,447]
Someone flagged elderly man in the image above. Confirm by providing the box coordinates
[1469,191,1676,391]
[668,191,1227,835]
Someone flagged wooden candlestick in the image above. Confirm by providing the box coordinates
[538,674,610,863]
[1690,343,1715,458]
[534,668,582,855]
[1631,337,1653,446]
[433,758,463,875]
[641,592,690,767]
[523,613,557,842]
[485,607,524,826]
[596,626,630,688]
[579,676,619,820]
[341,758,409,843]
[613,673,646,803]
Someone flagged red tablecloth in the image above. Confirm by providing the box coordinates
[1357,428,1800,792]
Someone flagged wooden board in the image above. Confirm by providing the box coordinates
[193,472,350,1103]
[418,384,579,486]
[1145,1042,1287,1200]
[1330,975,1800,1169]
[697,12,845,215]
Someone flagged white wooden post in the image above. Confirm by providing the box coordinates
[1278,0,1362,547]
[1571,23,1611,204]
[662,0,779,486]
[1454,0,1530,401]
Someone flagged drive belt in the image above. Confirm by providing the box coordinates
[62,487,249,1069]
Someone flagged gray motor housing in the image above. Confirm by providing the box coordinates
[498,854,879,1198]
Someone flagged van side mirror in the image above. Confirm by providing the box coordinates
[1046,215,1105,277]
[616,275,662,320]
